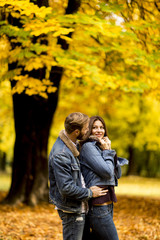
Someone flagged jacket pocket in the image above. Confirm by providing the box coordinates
[71,164,80,181]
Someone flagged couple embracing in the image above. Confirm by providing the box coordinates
[49,112,128,240]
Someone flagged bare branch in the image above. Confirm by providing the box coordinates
[154,1,160,12]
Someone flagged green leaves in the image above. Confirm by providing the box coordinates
[99,2,124,13]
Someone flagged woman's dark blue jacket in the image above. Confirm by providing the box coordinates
[80,138,128,188]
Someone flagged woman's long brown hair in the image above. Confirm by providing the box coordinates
[81,116,108,145]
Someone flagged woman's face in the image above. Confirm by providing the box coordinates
[91,120,105,139]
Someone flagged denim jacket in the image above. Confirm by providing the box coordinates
[80,139,128,188]
[48,130,93,214]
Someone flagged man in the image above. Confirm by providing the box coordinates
[49,112,107,240]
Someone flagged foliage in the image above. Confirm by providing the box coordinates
[1,0,160,177]
[0,35,14,158]
[0,0,159,98]
[48,86,160,177]
[0,80,14,160]
[0,188,160,239]
[104,94,160,151]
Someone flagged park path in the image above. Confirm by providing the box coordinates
[0,192,159,240]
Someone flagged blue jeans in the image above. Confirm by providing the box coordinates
[88,203,119,240]
[58,210,85,240]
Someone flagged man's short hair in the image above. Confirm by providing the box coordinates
[65,112,89,134]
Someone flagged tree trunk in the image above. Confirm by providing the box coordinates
[0,151,6,172]
[5,67,61,205]
[126,145,137,175]
[3,0,81,205]
[31,0,49,7]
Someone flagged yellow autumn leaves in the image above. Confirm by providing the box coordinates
[1,0,160,100]
[12,76,57,98]
[0,0,52,18]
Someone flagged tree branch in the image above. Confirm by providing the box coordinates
[154,1,160,12]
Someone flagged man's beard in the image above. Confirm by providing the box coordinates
[77,131,85,140]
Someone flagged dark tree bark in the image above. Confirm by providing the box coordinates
[31,0,49,7]
[0,152,6,172]
[3,0,81,205]
[5,67,62,205]
[126,145,137,175]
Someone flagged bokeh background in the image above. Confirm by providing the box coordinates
[0,1,160,239]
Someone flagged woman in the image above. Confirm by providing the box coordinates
[80,116,128,240]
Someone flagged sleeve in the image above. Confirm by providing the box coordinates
[51,152,92,201]
[117,157,129,166]
[115,157,129,179]
[81,142,115,179]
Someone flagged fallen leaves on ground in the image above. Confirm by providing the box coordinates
[114,195,160,240]
[0,192,159,240]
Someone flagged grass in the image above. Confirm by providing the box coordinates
[116,176,160,198]
[0,172,160,199]
[0,172,11,191]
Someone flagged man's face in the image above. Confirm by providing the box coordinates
[77,121,89,140]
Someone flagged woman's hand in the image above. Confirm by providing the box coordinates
[99,137,111,150]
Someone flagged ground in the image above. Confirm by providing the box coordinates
[0,192,159,240]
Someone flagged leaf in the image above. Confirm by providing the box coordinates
[47,86,57,93]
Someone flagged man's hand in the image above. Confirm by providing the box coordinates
[90,186,108,198]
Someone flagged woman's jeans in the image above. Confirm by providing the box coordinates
[58,210,85,240]
[87,203,119,240]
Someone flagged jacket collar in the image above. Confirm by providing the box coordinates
[59,130,79,157]
[88,135,100,142]
[83,135,101,145]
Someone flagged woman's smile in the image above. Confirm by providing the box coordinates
[91,120,105,139]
